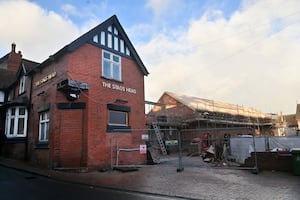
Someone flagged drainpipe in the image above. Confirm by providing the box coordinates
[25,66,34,161]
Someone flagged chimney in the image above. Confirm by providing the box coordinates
[11,43,16,53]
[8,43,22,72]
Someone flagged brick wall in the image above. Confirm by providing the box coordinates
[67,44,146,169]
[1,44,29,162]
[243,152,292,172]
[29,43,146,169]
[29,54,69,167]
[2,143,26,160]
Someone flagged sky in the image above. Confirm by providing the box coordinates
[1,0,300,114]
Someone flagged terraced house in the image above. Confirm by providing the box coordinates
[0,15,149,170]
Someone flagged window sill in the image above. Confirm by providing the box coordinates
[5,137,27,143]
[35,142,49,149]
[101,76,123,83]
[18,91,26,96]
[107,125,131,132]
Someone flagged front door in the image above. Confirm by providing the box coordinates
[59,109,83,167]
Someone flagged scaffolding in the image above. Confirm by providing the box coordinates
[145,98,274,135]
[144,92,276,160]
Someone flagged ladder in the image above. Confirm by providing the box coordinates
[152,122,167,155]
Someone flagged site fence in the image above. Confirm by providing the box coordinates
[148,127,300,170]
[111,127,300,171]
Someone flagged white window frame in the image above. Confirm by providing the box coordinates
[120,40,124,53]
[93,35,98,43]
[101,31,105,45]
[107,33,112,48]
[5,106,28,137]
[114,36,119,51]
[125,47,130,56]
[102,50,122,81]
[19,76,26,94]
[39,111,50,142]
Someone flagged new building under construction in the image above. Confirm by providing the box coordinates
[146,91,275,156]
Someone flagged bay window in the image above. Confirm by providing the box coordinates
[5,107,28,137]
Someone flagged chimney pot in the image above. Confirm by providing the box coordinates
[11,43,16,52]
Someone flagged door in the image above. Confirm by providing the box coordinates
[59,109,83,167]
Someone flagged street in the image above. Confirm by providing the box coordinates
[0,166,183,200]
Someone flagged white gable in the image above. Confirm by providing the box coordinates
[91,24,131,57]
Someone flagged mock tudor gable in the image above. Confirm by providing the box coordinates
[36,15,148,76]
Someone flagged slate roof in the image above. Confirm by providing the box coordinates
[0,68,16,89]
[0,58,39,90]
[0,53,9,64]
[32,15,149,76]
[22,59,40,73]
[164,91,268,118]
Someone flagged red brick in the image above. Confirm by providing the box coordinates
[28,43,147,169]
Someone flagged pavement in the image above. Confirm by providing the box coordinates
[1,155,300,200]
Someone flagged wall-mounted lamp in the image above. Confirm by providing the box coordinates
[57,79,89,102]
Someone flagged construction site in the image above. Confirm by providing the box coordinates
[144,91,300,171]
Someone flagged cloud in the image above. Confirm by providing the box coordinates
[141,0,300,114]
[0,0,79,62]
[145,0,173,18]
[61,3,78,16]
[60,2,106,33]
[0,0,299,114]
[145,0,188,26]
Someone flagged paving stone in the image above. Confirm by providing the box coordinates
[1,156,300,200]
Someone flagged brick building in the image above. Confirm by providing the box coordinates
[147,91,274,133]
[146,92,275,154]
[0,43,39,160]
[0,15,149,170]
